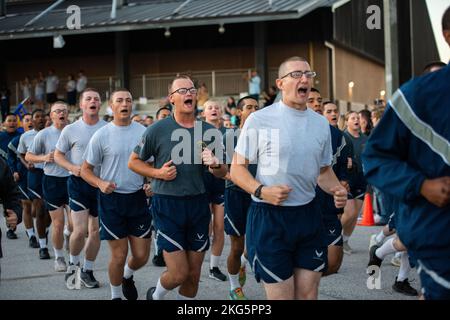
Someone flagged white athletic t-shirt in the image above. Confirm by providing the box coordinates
[56,119,107,175]
[235,101,332,206]
[29,126,70,177]
[17,129,44,169]
[84,121,146,194]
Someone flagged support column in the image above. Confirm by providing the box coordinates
[115,31,130,89]
[383,0,399,99]
[254,22,268,92]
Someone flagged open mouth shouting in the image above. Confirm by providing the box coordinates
[298,86,309,98]
[184,98,193,109]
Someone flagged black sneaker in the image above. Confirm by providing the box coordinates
[122,276,138,300]
[6,229,18,239]
[209,267,227,281]
[392,277,418,296]
[29,235,39,248]
[152,254,166,267]
[367,244,383,274]
[39,248,50,259]
[80,269,100,288]
[146,287,156,300]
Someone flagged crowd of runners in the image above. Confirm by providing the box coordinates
[0,6,449,301]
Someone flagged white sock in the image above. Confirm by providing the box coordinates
[54,248,64,259]
[176,292,195,300]
[39,238,47,249]
[228,272,240,290]
[123,263,135,279]
[153,278,169,300]
[210,254,220,269]
[110,284,122,299]
[375,231,386,244]
[375,237,396,260]
[395,251,402,259]
[240,255,247,267]
[26,228,35,237]
[70,254,80,266]
[84,259,94,271]
[342,234,350,243]
[397,252,411,282]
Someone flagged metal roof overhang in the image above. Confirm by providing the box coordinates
[0,0,336,40]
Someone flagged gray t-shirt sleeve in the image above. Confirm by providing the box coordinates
[321,128,333,168]
[84,132,102,167]
[235,115,258,163]
[29,131,44,155]
[137,127,155,161]
[17,134,27,154]
[55,127,70,154]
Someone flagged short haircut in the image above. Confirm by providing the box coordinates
[278,56,308,78]
[110,88,132,102]
[4,112,17,119]
[310,88,320,94]
[236,95,258,110]
[422,61,447,74]
[146,115,154,120]
[80,88,100,101]
[50,101,68,110]
[156,107,171,119]
[443,5,450,31]
[323,101,336,108]
[32,109,44,118]
[345,110,358,121]
[168,75,193,94]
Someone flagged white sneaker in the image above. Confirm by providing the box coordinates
[343,241,353,255]
[369,234,380,249]
[54,257,67,272]
[391,254,402,267]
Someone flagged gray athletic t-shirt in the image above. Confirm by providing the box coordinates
[56,119,107,175]
[84,121,146,194]
[29,126,69,177]
[17,129,44,169]
[135,116,224,196]
[235,101,332,206]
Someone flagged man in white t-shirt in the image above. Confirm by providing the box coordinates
[76,71,88,96]
[230,56,347,300]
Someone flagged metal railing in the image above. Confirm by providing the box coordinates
[12,68,286,107]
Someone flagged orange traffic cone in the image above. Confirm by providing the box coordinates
[357,193,375,226]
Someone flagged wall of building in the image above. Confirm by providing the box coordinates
[334,45,385,106]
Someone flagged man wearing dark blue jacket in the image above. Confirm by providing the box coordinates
[0,156,23,279]
[362,6,450,300]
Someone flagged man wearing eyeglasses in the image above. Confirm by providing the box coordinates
[128,75,227,300]
[230,56,347,300]
[26,102,71,273]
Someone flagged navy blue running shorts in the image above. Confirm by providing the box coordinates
[67,175,99,217]
[224,188,252,237]
[42,175,68,211]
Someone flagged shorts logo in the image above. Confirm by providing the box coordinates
[195,233,205,241]
[315,250,323,258]
[138,224,145,230]
[329,229,336,235]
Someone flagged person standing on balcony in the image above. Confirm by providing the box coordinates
[245,69,261,102]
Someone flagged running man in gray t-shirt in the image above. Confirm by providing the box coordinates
[26,102,70,272]
[55,88,107,290]
[231,57,347,300]
[128,75,227,300]
[81,89,150,300]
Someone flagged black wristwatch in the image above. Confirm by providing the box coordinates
[254,184,264,200]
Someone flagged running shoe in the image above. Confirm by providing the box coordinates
[229,287,247,300]
[122,276,138,300]
[209,267,227,281]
